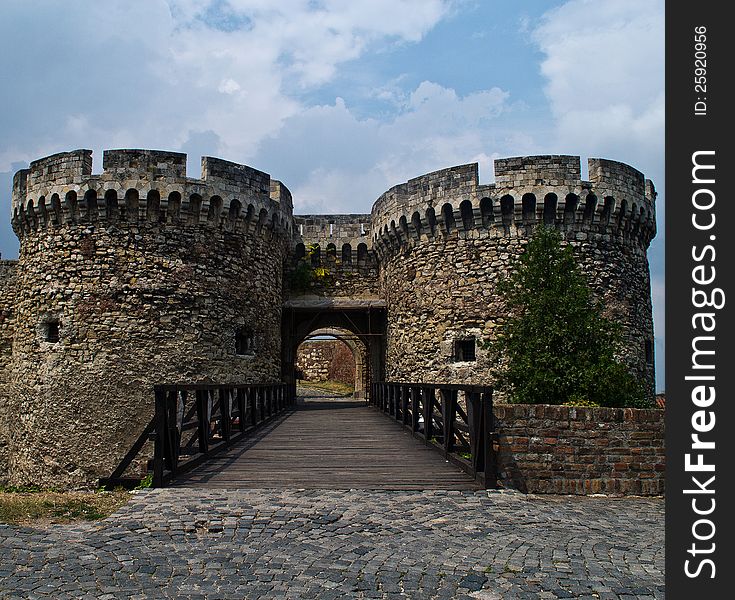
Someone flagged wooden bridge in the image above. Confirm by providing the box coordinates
[174,394,479,489]
[115,382,496,491]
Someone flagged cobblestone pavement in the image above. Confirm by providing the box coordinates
[0,488,663,599]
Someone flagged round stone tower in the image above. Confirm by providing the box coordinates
[8,149,293,487]
[372,155,656,397]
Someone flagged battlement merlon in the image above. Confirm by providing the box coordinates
[270,180,293,214]
[12,149,293,219]
[372,156,655,222]
[371,164,478,225]
[11,149,294,238]
[370,155,656,250]
[12,150,93,208]
[103,149,187,179]
[293,214,373,248]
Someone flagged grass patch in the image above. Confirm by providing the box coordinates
[298,380,355,396]
[0,487,131,526]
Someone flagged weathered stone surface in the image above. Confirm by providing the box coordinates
[0,260,16,485]
[0,150,659,492]
[296,339,355,383]
[4,150,290,488]
[372,158,656,396]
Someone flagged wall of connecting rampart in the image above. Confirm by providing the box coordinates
[289,214,379,298]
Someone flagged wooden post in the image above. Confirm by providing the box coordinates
[423,387,433,442]
[220,388,231,443]
[467,391,483,477]
[196,389,210,454]
[410,386,420,433]
[482,387,497,489]
[401,385,409,426]
[153,387,166,487]
[395,385,401,422]
[249,387,254,424]
[166,390,180,475]
[237,388,246,433]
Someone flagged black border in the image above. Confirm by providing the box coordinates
[666,3,733,596]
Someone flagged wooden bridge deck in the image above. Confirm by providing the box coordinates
[173,393,479,490]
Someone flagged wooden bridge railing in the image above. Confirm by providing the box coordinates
[101,382,295,488]
[150,382,296,486]
[370,382,497,488]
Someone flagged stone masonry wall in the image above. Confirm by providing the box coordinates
[295,339,355,382]
[0,260,17,485]
[494,404,665,495]
[374,157,656,397]
[4,149,658,491]
[288,215,380,299]
[8,149,291,487]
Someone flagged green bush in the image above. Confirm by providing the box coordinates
[485,226,650,408]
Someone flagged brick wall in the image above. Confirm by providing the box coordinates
[494,404,665,495]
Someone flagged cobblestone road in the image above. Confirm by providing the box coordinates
[0,488,663,599]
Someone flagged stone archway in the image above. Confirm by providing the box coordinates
[281,298,386,401]
[297,327,369,398]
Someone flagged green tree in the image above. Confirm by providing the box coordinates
[487,226,649,408]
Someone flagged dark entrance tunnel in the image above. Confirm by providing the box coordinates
[295,328,368,397]
[281,300,386,400]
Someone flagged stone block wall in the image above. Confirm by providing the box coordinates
[7,149,292,488]
[0,260,17,485]
[374,155,657,396]
[295,339,355,383]
[494,404,665,495]
[289,214,380,299]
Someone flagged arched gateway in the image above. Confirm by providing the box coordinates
[0,150,658,493]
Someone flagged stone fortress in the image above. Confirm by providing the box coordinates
[0,149,657,488]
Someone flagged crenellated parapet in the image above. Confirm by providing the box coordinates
[11,149,294,240]
[292,214,376,270]
[370,156,656,257]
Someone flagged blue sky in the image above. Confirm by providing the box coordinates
[0,0,664,390]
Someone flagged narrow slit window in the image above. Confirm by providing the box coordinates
[235,328,255,355]
[44,320,60,343]
[454,338,476,362]
[645,339,654,365]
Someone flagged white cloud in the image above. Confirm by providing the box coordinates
[255,81,513,213]
[530,0,665,390]
[531,0,664,177]
[218,78,242,94]
[0,0,455,171]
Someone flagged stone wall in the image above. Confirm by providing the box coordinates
[295,339,355,383]
[3,149,658,489]
[288,215,380,299]
[494,404,665,495]
[374,156,656,397]
[0,260,17,485]
[7,149,291,488]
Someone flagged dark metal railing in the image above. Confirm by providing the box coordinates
[370,382,497,488]
[151,382,296,486]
